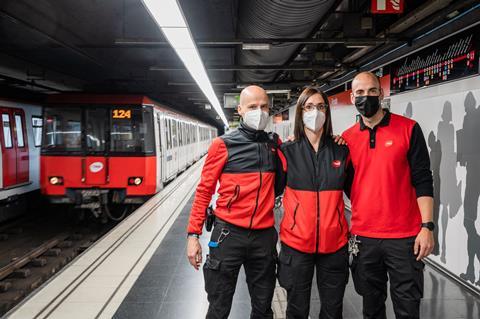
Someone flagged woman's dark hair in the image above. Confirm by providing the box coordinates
[293,86,333,141]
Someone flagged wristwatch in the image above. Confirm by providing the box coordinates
[421,222,435,231]
[187,233,200,239]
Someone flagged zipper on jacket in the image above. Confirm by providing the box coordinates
[315,191,320,253]
[227,185,240,213]
[249,143,263,229]
[337,206,343,233]
[290,203,300,230]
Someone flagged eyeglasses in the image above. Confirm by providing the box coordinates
[303,103,328,112]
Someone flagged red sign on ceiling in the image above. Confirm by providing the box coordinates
[371,0,404,14]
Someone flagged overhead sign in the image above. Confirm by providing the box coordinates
[371,0,404,14]
[224,93,240,109]
[390,25,479,94]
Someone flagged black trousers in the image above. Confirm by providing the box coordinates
[203,220,278,319]
[277,243,349,319]
[350,236,425,319]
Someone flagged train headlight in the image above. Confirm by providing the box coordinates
[128,177,143,186]
[49,176,64,185]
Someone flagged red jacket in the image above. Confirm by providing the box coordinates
[187,123,280,234]
[277,137,351,254]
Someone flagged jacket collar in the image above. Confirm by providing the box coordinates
[359,109,391,131]
[238,121,268,141]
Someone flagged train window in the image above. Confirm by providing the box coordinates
[2,114,13,148]
[179,122,182,146]
[182,123,185,145]
[157,117,162,150]
[32,116,43,147]
[110,107,154,154]
[172,120,177,147]
[167,119,172,149]
[86,108,107,152]
[14,115,25,148]
[43,107,82,152]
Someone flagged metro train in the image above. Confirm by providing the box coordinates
[0,99,42,222]
[40,94,217,220]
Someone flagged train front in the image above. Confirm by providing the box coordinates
[40,96,157,221]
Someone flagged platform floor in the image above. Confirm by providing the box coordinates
[114,196,480,319]
[7,158,480,319]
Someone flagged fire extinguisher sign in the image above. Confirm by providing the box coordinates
[371,0,404,14]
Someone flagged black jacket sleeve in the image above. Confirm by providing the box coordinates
[407,123,434,198]
[275,145,287,197]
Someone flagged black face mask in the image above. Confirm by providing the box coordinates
[355,96,381,118]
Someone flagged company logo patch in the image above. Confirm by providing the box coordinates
[89,162,104,173]
[332,160,342,168]
[385,140,394,147]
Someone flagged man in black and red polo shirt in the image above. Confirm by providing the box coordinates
[342,72,434,319]
[186,85,280,319]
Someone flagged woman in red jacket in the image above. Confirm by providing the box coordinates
[276,87,352,319]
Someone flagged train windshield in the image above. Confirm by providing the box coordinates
[110,106,154,154]
[42,105,154,155]
[43,107,82,153]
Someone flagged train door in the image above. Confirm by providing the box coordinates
[164,117,174,179]
[84,108,108,185]
[188,123,193,165]
[156,114,165,184]
[0,107,29,188]
[181,122,186,169]
[177,121,183,171]
[173,119,179,175]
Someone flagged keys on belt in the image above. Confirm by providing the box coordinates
[348,235,361,266]
[208,228,230,248]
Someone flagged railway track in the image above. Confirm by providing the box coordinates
[0,211,116,316]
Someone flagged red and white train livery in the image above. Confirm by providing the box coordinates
[40,94,216,220]
[0,99,42,221]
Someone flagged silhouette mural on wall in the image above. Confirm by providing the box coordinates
[403,102,413,118]
[437,101,462,263]
[427,130,441,257]
[457,91,480,286]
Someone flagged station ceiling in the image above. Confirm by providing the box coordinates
[0,0,478,129]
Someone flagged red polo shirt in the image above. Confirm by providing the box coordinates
[342,110,433,238]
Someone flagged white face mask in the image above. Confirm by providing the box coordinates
[302,109,326,132]
[243,108,269,131]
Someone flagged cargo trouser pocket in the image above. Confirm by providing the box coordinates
[203,254,235,295]
[277,251,293,290]
[410,256,425,299]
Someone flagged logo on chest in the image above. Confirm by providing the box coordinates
[385,140,394,147]
[331,160,342,168]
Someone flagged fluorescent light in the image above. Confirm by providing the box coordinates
[141,0,229,127]
[242,43,271,50]
[266,89,291,94]
[142,0,186,27]
[346,44,370,48]
[161,28,195,49]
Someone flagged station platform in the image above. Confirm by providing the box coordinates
[6,160,480,319]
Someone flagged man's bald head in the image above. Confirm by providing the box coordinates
[352,72,381,90]
[237,85,270,117]
[350,71,383,104]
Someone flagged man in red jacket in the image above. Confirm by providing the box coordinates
[343,72,434,319]
[186,85,280,319]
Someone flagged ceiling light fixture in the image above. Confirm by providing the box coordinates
[141,0,229,127]
[242,43,271,50]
